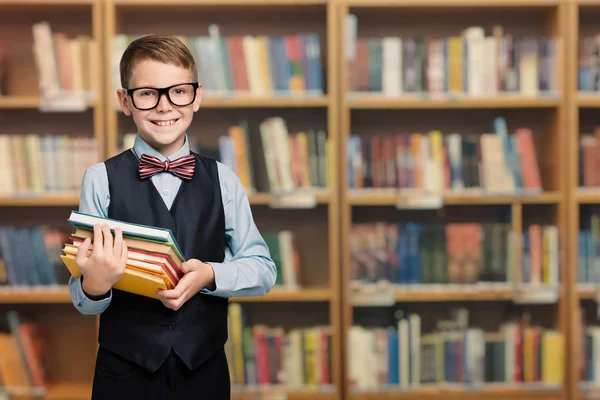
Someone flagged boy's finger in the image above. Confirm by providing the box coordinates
[76,237,91,267]
[156,286,182,300]
[113,227,123,257]
[93,224,104,256]
[120,240,128,265]
[102,224,113,252]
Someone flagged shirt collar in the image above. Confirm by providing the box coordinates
[133,133,190,162]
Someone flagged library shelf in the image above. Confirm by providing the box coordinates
[0,287,332,304]
[577,285,596,300]
[343,0,561,7]
[111,96,330,109]
[0,96,94,109]
[200,96,330,108]
[112,0,328,5]
[231,287,332,303]
[345,96,563,109]
[9,381,92,400]
[231,391,338,400]
[347,191,563,206]
[249,191,331,206]
[0,287,72,304]
[0,0,94,4]
[0,192,330,207]
[575,190,600,204]
[576,93,600,107]
[392,287,515,302]
[44,382,93,400]
[346,388,564,400]
[0,193,81,207]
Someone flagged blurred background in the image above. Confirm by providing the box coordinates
[0,0,597,399]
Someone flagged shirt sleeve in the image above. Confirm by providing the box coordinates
[68,163,113,315]
[201,162,278,298]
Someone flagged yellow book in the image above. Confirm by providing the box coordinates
[60,254,167,299]
[523,327,535,382]
[227,303,246,385]
[542,331,564,385]
[447,36,463,94]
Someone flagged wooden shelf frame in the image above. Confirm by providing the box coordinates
[101,0,342,398]
[338,1,571,399]
[567,1,600,400]
[0,0,589,399]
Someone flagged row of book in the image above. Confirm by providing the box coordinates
[346,117,542,193]
[348,309,564,392]
[32,22,98,101]
[345,17,560,97]
[219,118,330,194]
[578,36,600,92]
[0,134,99,196]
[350,222,560,287]
[0,223,303,291]
[582,324,600,385]
[122,116,332,195]
[226,304,333,390]
[0,227,67,287]
[580,307,600,385]
[112,28,323,102]
[579,128,600,188]
[263,231,302,290]
[0,310,47,395]
[578,211,600,284]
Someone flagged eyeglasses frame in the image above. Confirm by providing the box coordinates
[125,82,200,110]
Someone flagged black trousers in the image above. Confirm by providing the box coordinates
[91,346,231,400]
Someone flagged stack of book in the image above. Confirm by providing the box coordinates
[60,211,185,299]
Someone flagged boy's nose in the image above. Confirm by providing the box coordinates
[156,92,173,112]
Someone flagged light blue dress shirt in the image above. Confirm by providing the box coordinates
[69,133,277,315]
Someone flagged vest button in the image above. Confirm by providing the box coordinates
[168,321,176,330]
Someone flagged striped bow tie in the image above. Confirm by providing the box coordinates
[138,153,195,181]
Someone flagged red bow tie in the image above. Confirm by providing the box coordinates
[138,153,195,181]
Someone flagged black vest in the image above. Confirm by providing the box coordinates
[99,149,228,373]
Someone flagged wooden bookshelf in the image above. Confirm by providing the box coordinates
[567,1,600,400]
[0,0,592,399]
[0,0,104,397]
[103,0,340,397]
[339,1,569,400]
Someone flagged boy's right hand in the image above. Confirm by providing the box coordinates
[76,224,128,297]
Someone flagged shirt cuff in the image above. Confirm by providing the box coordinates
[69,276,112,315]
[199,262,234,298]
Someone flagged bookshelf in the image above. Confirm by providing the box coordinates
[0,0,593,400]
[103,0,340,398]
[0,0,104,399]
[568,1,600,400]
[339,1,569,400]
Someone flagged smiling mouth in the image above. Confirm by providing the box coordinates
[151,119,179,126]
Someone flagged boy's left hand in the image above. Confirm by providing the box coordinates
[156,259,215,311]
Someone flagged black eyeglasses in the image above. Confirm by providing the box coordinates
[125,82,200,110]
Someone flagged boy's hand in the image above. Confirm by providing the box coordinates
[156,259,215,311]
[76,224,128,297]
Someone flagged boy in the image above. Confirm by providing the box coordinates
[68,34,277,399]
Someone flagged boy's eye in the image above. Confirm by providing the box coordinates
[139,90,155,97]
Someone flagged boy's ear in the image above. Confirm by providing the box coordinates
[116,88,132,116]
[193,84,202,112]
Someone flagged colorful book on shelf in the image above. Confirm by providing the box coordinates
[60,210,185,299]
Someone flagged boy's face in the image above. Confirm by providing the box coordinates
[117,59,202,157]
